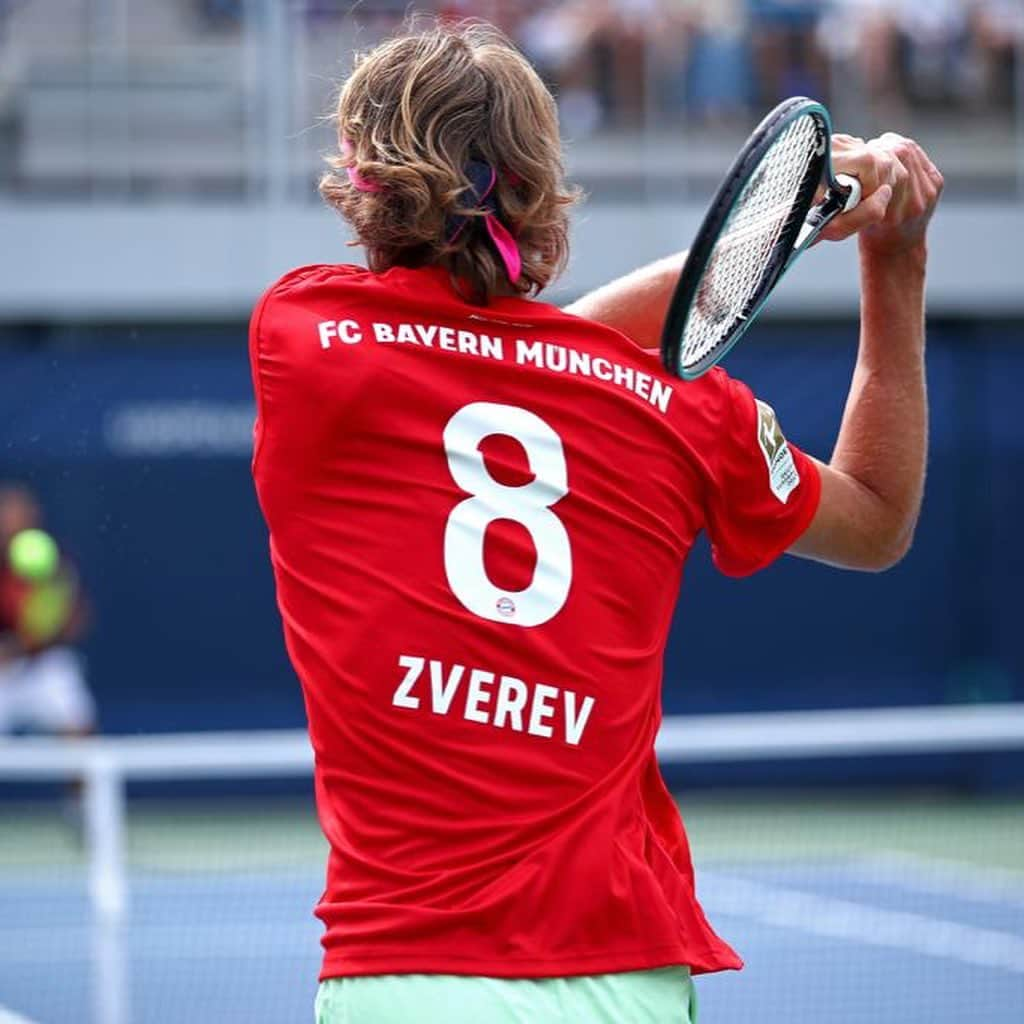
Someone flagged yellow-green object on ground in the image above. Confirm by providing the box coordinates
[8,529,59,581]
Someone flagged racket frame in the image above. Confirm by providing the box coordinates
[661,97,858,381]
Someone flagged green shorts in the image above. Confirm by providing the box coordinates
[315,967,697,1024]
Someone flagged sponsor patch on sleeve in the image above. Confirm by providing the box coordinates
[755,399,800,504]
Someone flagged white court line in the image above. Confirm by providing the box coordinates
[844,851,1024,907]
[0,1007,40,1024]
[701,871,1024,974]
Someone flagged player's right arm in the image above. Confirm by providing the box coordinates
[573,134,943,573]
[788,136,943,571]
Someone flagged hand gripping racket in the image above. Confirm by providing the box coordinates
[660,97,861,381]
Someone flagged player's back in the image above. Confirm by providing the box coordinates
[251,262,751,978]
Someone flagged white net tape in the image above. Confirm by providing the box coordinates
[681,114,822,367]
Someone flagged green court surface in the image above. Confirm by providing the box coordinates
[0,790,1021,1024]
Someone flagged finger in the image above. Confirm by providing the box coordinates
[906,140,944,197]
[909,152,937,210]
[912,143,945,199]
[877,131,911,149]
[831,132,865,149]
[832,144,902,198]
[888,142,937,216]
[818,184,893,242]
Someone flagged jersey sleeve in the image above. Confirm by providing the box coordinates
[704,374,821,577]
[249,263,363,475]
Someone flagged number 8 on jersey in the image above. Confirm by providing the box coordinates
[443,402,573,627]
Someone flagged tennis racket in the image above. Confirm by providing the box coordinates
[661,97,862,381]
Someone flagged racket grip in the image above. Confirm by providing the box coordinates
[834,173,862,213]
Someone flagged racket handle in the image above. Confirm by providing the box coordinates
[834,173,861,213]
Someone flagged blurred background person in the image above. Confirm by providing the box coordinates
[0,484,95,738]
[519,0,661,135]
[659,0,753,126]
[748,0,827,107]
[970,0,1024,109]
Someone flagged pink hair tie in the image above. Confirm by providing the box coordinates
[346,164,384,193]
[341,138,384,194]
[442,161,521,283]
[340,141,521,283]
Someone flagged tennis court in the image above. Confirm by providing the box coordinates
[1,713,1021,1024]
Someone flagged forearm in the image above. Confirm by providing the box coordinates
[838,241,928,522]
[564,250,687,349]
[798,243,928,568]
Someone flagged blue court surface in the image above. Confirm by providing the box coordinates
[0,796,1021,1023]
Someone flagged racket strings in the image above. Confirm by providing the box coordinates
[682,115,822,365]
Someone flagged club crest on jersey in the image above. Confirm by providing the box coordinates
[495,596,516,618]
[755,400,800,504]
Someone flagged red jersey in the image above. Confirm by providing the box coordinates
[250,263,820,981]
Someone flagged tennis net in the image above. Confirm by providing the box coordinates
[0,704,1022,1024]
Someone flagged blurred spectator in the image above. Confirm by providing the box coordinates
[895,1,974,109]
[514,0,1019,135]
[0,0,1020,191]
[661,0,753,125]
[519,0,660,135]
[0,484,95,737]
[199,0,243,25]
[748,0,828,107]
[971,0,1024,108]
[816,1,903,125]
[818,0,1020,127]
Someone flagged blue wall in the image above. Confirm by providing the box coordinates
[0,322,1021,750]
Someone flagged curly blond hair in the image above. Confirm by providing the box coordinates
[320,19,580,304]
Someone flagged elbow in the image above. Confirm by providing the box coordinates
[861,522,916,573]
[863,546,908,574]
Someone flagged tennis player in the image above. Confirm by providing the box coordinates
[0,485,94,738]
[250,19,942,1024]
